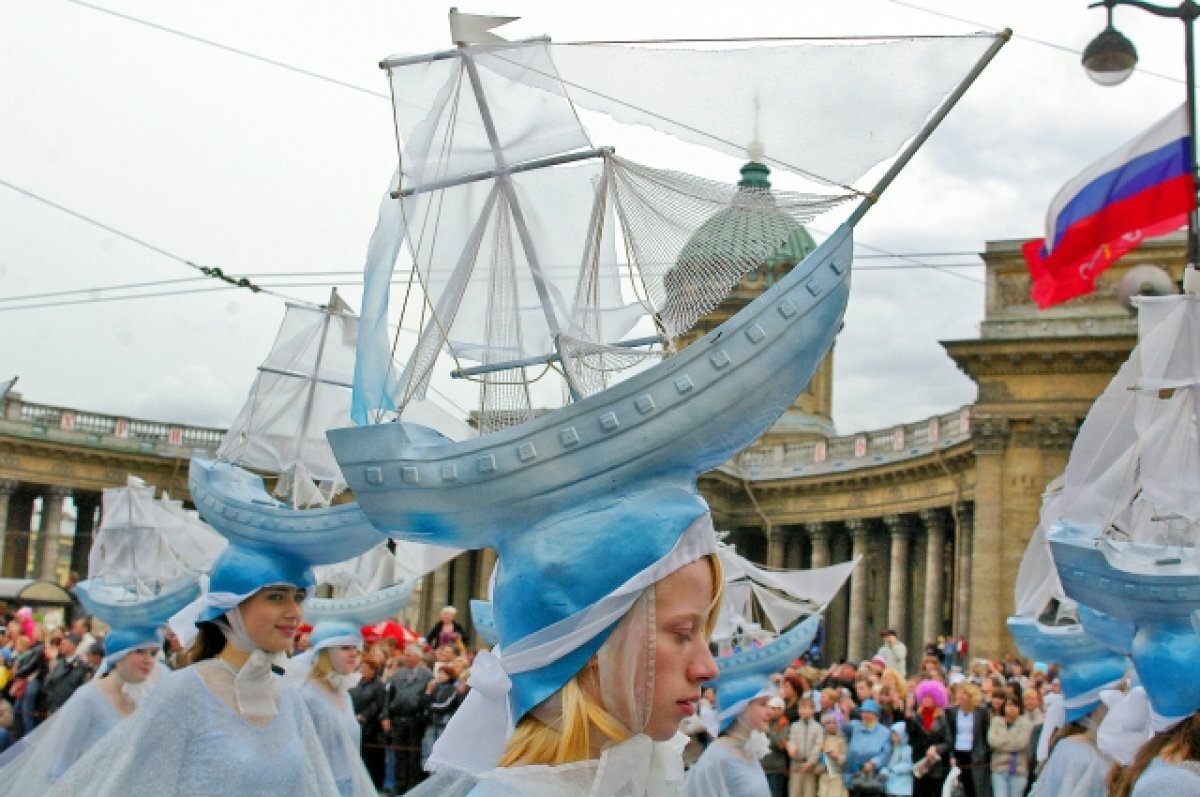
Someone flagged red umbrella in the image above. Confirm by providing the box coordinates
[362,619,419,647]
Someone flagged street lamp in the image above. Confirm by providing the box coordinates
[1082,0,1200,269]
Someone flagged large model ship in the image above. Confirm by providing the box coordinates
[325,11,1009,547]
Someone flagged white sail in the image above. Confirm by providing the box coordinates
[88,478,225,595]
[218,299,358,503]
[353,31,1004,426]
[314,540,461,598]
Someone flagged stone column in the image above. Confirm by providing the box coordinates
[37,486,69,582]
[70,490,100,580]
[954,502,974,640]
[766,526,786,569]
[970,417,1008,659]
[881,514,911,643]
[805,522,830,569]
[0,480,14,577]
[475,547,498,598]
[846,518,871,662]
[920,508,947,647]
[4,488,34,577]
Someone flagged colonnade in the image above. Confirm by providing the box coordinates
[0,480,100,583]
[730,502,973,670]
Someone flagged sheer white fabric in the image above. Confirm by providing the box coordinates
[298,681,375,797]
[1097,686,1152,765]
[462,733,688,797]
[49,663,359,796]
[684,736,771,797]
[1034,735,1112,797]
[313,539,461,598]
[0,682,126,794]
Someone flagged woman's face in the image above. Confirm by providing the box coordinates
[743,697,772,732]
[115,646,157,683]
[1022,690,1040,712]
[956,688,972,711]
[239,585,306,654]
[1004,700,1021,722]
[329,644,362,676]
[644,559,719,741]
[782,680,797,701]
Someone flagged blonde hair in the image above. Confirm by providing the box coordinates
[497,553,724,767]
[309,648,336,683]
[955,682,983,711]
[880,667,908,699]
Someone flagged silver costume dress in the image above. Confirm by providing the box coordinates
[299,679,370,797]
[49,661,362,796]
[0,680,125,793]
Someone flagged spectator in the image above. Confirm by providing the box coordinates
[882,721,914,797]
[906,680,952,797]
[817,712,848,797]
[420,662,463,771]
[424,606,468,652]
[0,697,13,754]
[763,695,791,797]
[876,629,908,678]
[350,651,387,790]
[42,632,92,715]
[787,696,823,797]
[12,630,47,734]
[987,694,1032,797]
[384,642,432,794]
[947,682,990,797]
[843,698,892,790]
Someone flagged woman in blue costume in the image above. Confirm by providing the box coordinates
[407,487,725,797]
[287,582,415,797]
[686,614,824,797]
[49,541,377,796]
[0,577,193,794]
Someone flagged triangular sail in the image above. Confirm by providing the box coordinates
[218,300,358,502]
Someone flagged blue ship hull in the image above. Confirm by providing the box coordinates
[327,224,853,548]
[1048,520,1200,721]
[188,459,383,565]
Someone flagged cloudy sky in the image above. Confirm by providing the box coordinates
[0,0,1187,435]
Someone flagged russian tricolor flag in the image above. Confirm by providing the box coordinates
[1023,105,1196,309]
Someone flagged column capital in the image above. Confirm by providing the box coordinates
[881,513,913,539]
[971,416,1010,453]
[954,501,974,527]
[844,517,871,538]
[44,485,71,499]
[803,521,829,542]
[0,479,16,497]
[1031,415,1080,450]
[768,525,788,544]
[919,507,947,533]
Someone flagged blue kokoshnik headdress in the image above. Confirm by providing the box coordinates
[709,613,823,732]
[170,459,384,646]
[75,576,201,671]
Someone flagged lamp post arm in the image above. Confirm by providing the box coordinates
[1089,0,1200,22]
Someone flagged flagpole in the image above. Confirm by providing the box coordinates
[1083,0,1200,271]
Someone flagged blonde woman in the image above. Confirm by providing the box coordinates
[947,682,989,797]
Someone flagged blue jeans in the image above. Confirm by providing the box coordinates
[991,772,1026,797]
[19,679,40,736]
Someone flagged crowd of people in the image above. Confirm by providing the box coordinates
[0,600,474,795]
[0,599,1196,796]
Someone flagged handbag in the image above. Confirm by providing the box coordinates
[849,768,887,796]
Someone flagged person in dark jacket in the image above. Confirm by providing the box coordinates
[350,652,388,790]
[947,682,991,797]
[907,680,953,797]
[423,606,468,651]
[12,636,48,735]
[42,632,93,715]
[384,643,432,794]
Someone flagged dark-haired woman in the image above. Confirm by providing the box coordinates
[49,549,363,795]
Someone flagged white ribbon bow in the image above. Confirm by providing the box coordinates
[743,729,772,760]
[1097,686,1152,765]
[591,733,688,797]
[327,670,363,693]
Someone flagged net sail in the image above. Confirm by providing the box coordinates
[217,298,359,506]
[352,32,1005,428]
